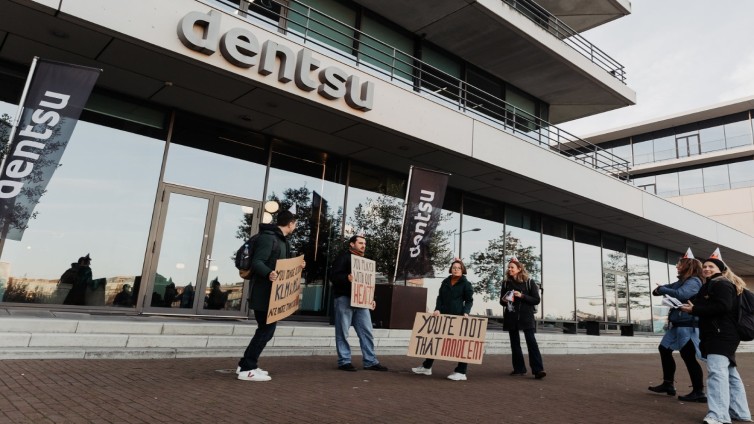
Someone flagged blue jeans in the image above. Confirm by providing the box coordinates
[509,328,544,374]
[238,309,277,371]
[334,296,378,367]
[705,354,751,423]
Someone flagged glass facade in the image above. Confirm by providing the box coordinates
[633,158,754,197]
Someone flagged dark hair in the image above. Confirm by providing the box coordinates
[349,235,365,244]
[276,210,297,227]
[449,260,467,275]
[677,257,703,282]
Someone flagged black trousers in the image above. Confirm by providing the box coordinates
[239,309,277,371]
[658,340,704,390]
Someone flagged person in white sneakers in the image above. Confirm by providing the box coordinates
[412,259,474,381]
[236,211,300,382]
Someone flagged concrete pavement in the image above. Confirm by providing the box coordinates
[2,352,753,423]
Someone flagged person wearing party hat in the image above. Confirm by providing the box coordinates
[648,248,705,402]
[680,248,751,424]
[499,256,545,379]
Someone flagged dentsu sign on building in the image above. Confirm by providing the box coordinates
[177,10,374,111]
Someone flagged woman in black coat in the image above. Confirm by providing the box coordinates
[500,257,545,379]
[411,259,474,381]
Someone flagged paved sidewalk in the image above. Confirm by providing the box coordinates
[1,352,753,423]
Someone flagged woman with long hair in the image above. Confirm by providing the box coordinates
[680,249,751,424]
[648,253,705,402]
[500,257,545,379]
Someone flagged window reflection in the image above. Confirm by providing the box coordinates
[266,142,346,313]
[649,246,670,333]
[541,218,574,322]
[627,241,651,332]
[603,234,627,323]
[574,227,603,321]
[0,106,165,307]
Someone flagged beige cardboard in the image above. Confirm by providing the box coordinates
[350,255,376,308]
[407,312,487,365]
[266,255,305,324]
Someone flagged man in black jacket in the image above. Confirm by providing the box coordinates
[237,211,298,382]
[330,235,387,372]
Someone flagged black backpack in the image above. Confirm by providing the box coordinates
[234,233,278,279]
[736,289,754,342]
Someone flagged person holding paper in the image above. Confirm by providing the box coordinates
[648,253,704,402]
[411,259,474,381]
[681,249,751,424]
[330,235,388,372]
[237,210,298,382]
[500,257,545,379]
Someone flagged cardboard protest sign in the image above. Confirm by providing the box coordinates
[350,255,376,308]
[266,255,305,324]
[407,312,488,365]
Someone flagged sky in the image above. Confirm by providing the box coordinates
[559,0,754,138]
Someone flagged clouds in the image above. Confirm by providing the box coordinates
[559,0,754,137]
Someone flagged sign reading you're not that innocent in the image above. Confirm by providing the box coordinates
[407,313,488,365]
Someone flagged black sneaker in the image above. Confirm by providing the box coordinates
[338,363,357,372]
[509,370,526,376]
[364,364,388,371]
[534,371,547,380]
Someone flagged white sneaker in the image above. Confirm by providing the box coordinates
[702,417,727,424]
[447,372,467,381]
[411,366,432,376]
[236,366,268,376]
[237,368,272,382]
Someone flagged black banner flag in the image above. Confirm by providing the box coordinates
[0,58,100,240]
[395,167,450,280]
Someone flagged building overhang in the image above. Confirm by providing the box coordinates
[349,0,636,124]
[534,0,631,33]
[2,0,752,275]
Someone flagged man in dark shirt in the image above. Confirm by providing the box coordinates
[330,235,387,372]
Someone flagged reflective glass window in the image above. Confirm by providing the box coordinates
[649,246,669,333]
[678,168,704,195]
[729,160,754,189]
[164,114,268,200]
[574,227,603,321]
[703,164,730,192]
[656,173,679,197]
[633,140,653,165]
[653,135,676,161]
[602,234,627,323]
[724,119,753,149]
[420,44,462,104]
[0,100,166,308]
[466,68,506,123]
[627,241,651,332]
[505,207,541,285]
[541,218,575,321]
[266,141,346,313]
[358,15,414,82]
[462,196,505,316]
[699,124,726,153]
[289,0,357,55]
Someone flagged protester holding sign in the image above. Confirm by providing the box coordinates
[237,211,300,382]
[330,235,388,372]
[500,257,546,380]
[680,249,751,424]
[412,259,474,381]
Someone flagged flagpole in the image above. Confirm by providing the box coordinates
[0,56,38,247]
[0,56,38,179]
[392,165,414,284]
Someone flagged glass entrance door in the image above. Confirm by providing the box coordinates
[144,184,261,316]
[603,270,629,323]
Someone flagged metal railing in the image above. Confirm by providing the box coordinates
[502,0,626,83]
[211,0,630,178]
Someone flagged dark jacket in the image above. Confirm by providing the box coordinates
[330,249,356,298]
[501,277,540,331]
[654,276,702,326]
[691,274,740,364]
[249,223,291,312]
[434,275,474,316]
